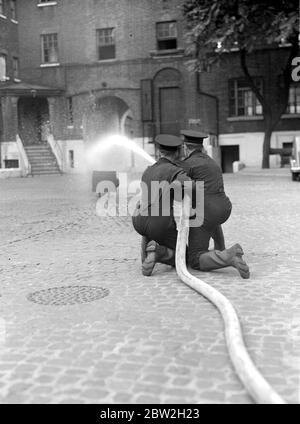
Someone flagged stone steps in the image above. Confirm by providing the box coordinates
[24,143,61,176]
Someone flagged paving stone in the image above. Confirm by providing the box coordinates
[200,390,227,402]
[35,375,56,384]
[112,392,134,403]
[163,397,195,404]
[81,389,110,400]
[141,373,170,384]
[114,371,140,381]
[172,377,193,387]
[56,375,82,385]
[135,395,163,404]
[106,378,135,391]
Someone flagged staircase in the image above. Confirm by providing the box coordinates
[24,143,61,176]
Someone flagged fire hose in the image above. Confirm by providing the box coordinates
[175,196,286,404]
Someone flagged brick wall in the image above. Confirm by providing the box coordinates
[199,48,300,135]
[0,1,19,81]
[15,1,298,149]
[18,0,185,68]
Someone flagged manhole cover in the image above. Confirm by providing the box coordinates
[27,286,109,306]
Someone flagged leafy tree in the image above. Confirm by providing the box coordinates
[182,0,299,168]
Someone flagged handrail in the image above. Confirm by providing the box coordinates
[175,196,286,404]
[16,134,31,176]
[47,133,63,173]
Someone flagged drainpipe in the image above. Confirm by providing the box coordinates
[196,72,219,138]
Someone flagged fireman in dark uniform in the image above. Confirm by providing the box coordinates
[132,134,193,276]
[179,130,250,279]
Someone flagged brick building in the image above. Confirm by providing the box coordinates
[199,48,300,171]
[0,0,20,171]
[0,0,299,176]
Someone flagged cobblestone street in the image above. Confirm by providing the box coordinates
[0,169,299,404]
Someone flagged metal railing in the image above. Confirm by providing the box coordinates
[47,133,64,173]
[16,134,31,176]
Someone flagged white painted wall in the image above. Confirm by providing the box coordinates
[219,131,300,168]
[60,139,88,174]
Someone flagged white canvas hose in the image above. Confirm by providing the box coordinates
[175,197,286,404]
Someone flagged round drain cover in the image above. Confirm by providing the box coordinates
[27,286,109,306]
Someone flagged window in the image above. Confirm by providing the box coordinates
[229,78,263,117]
[4,159,19,168]
[286,84,300,114]
[0,55,7,81]
[10,0,16,20]
[97,28,115,60]
[13,57,19,79]
[67,97,74,125]
[156,21,177,50]
[0,0,5,16]
[41,33,59,64]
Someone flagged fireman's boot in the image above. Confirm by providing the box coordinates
[199,243,250,279]
[142,240,175,276]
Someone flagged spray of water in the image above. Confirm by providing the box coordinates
[85,135,155,166]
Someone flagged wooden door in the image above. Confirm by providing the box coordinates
[159,87,181,135]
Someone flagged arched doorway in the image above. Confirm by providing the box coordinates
[83,95,136,171]
[83,95,133,144]
[18,97,50,145]
[153,68,183,136]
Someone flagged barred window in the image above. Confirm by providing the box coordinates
[156,21,177,50]
[229,78,263,117]
[287,84,300,114]
[97,28,115,60]
[41,33,59,63]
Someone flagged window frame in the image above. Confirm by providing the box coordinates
[229,77,264,118]
[156,21,178,51]
[10,0,17,20]
[96,27,116,61]
[12,56,19,80]
[0,0,6,17]
[41,33,59,65]
[0,54,7,81]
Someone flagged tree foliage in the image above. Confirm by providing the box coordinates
[183,0,299,60]
[182,0,299,168]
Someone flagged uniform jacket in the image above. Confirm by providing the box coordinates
[178,150,225,194]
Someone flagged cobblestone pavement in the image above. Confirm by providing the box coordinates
[0,169,299,404]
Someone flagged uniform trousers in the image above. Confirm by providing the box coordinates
[188,193,232,269]
[132,213,178,250]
